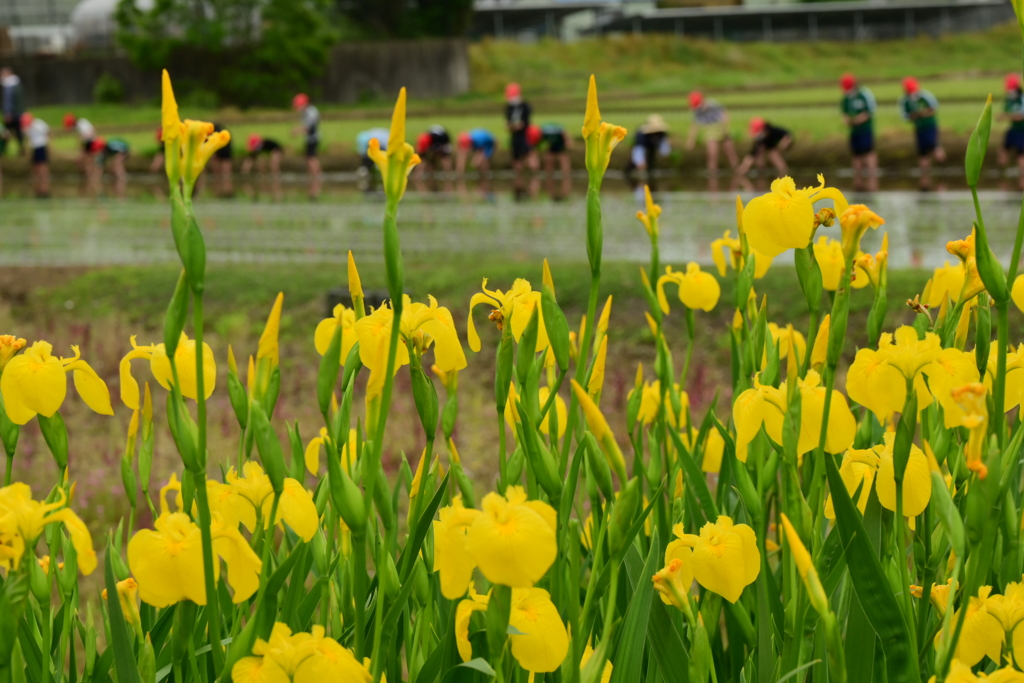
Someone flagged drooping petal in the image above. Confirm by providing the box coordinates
[45,508,96,575]
[467,291,500,353]
[509,588,569,673]
[876,441,932,518]
[845,348,906,423]
[67,360,113,416]
[455,597,488,662]
[213,522,263,603]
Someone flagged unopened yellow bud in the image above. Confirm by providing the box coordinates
[348,251,364,300]
[811,315,830,370]
[256,293,284,368]
[543,258,555,295]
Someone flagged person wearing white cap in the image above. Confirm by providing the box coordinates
[625,114,671,193]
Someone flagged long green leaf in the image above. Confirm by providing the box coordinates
[668,428,718,521]
[622,542,690,683]
[399,471,452,581]
[610,528,659,683]
[824,454,918,682]
[105,542,144,683]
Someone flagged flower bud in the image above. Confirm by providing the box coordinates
[965,95,993,188]
[37,412,68,472]
[249,401,286,495]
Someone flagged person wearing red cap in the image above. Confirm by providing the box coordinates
[840,73,877,191]
[455,128,497,192]
[735,117,792,178]
[241,134,284,175]
[898,77,944,189]
[1000,74,1024,187]
[291,92,321,199]
[414,125,454,191]
[685,91,738,183]
[505,82,538,198]
[64,112,99,192]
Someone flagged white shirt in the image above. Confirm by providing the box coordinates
[27,119,49,149]
[76,118,95,140]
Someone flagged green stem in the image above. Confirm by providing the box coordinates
[191,292,223,673]
[497,412,507,491]
[995,302,1009,444]
[4,453,11,486]
[352,533,368,658]
[680,308,695,390]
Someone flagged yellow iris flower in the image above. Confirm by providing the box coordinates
[455,586,569,674]
[813,236,846,291]
[852,232,889,290]
[120,333,216,411]
[924,261,967,309]
[161,70,230,187]
[582,75,627,179]
[102,577,141,629]
[0,483,95,575]
[0,335,26,371]
[1,341,112,425]
[214,462,318,542]
[128,475,262,607]
[367,87,420,202]
[670,516,760,603]
[313,304,358,363]
[985,344,1024,411]
[847,326,953,422]
[636,186,661,238]
[656,263,721,313]
[654,538,696,610]
[946,230,986,302]
[824,433,932,523]
[940,586,1004,667]
[839,205,885,261]
[765,323,806,368]
[733,370,855,460]
[231,623,371,683]
[710,230,772,279]
[434,486,557,594]
[467,278,549,354]
[922,348,981,428]
[355,294,467,398]
[952,383,989,479]
[741,175,848,258]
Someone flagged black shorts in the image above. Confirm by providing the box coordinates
[82,139,95,154]
[32,146,48,164]
[915,125,938,157]
[511,133,531,161]
[544,133,566,154]
[850,129,874,156]
[1005,129,1024,154]
[305,140,318,158]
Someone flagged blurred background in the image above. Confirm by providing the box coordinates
[1,0,1020,525]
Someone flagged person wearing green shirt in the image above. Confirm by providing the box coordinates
[898,77,945,190]
[1000,73,1024,189]
[840,73,877,191]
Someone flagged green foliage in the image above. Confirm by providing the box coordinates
[114,0,337,107]
[334,0,474,38]
[93,72,125,104]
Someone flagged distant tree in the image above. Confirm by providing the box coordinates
[115,0,338,107]
[334,0,474,38]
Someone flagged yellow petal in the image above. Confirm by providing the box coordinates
[213,522,263,603]
[256,293,284,366]
[232,657,291,683]
[269,479,318,542]
[46,508,96,575]
[67,360,113,416]
[509,588,569,673]
[455,598,488,662]
[0,348,66,422]
[466,488,557,587]
[161,70,182,142]
[128,512,208,607]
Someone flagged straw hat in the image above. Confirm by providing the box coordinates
[642,114,669,134]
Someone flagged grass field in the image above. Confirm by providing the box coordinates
[10,24,1022,160]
